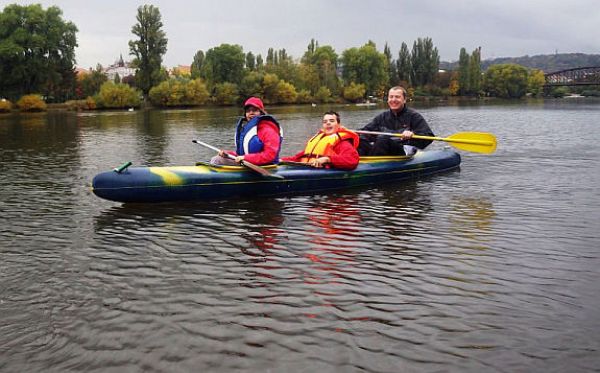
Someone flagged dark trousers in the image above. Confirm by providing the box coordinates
[358,135,406,156]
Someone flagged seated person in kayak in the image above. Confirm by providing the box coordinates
[281,111,359,170]
[358,86,434,156]
[210,97,283,166]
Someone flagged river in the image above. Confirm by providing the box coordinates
[1,99,599,372]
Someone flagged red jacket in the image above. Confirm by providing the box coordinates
[226,120,281,165]
[282,139,359,170]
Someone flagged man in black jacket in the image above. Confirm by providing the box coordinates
[358,86,434,156]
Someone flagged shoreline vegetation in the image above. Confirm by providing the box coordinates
[3,95,599,116]
[1,4,599,114]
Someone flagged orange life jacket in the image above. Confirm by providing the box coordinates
[299,127,359,162]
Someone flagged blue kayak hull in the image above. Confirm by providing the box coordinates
[92,150,461,203]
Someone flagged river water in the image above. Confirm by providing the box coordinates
[1,100,599,372]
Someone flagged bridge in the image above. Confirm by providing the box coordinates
[544,66,600,87]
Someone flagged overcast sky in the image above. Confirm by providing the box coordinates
[6,0,600,68]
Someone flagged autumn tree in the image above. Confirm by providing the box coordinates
[527,69,546,97]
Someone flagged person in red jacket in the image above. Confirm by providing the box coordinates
[281,111,359,170]
[210,97,283,166]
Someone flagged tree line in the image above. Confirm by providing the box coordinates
[1,3,571,112]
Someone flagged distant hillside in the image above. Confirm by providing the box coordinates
[440,53,600,73]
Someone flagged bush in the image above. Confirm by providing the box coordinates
[16,94,47,112]
[149,78,211,107]
[581,90,600,97]
[0,99,13,113]
[314,86,332,103]
[296,89,312,104]
[65,97,97,111]
[550,87,569,98]
[274,80,297,104]
[343,82,366,103]
[213,82,239,105]
[96,82,141,109]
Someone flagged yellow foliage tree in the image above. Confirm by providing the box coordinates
[17,94,47,112]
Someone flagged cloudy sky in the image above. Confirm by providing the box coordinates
[7,0,600,68]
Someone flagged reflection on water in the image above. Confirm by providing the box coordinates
[449,196,496,248]
[2,103,600,372]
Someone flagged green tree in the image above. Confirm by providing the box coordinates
[256,54,264,71]
[239,71,264,98]
[340,41,388,96]
[384,43,399,87]
[200,44,245,87]
[265,48,297,85]
[191,50,204,79]
[410,37,439,87]
[301,41,339,95]
[483,63,529,98]
[458,48,470,95]
[468,47,482,95]
[245,52,256,70]
[128,5,168,100]
[0,4,78,101]
[396,42,412,86]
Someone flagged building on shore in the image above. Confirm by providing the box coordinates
[104,54,136,81]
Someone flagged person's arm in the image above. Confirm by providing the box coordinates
[241,121,280,165]
[280,150,305,162]
[328,140,360,170]
[407,112,434,149]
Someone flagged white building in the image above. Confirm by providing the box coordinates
[104,54,136,81]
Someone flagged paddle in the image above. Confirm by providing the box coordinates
[279,160,316,168]
[355,130,497,154]
[192,139,283,179]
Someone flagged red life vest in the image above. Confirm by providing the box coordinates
[299,127,359,162]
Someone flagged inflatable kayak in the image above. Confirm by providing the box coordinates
[92,149,461,203]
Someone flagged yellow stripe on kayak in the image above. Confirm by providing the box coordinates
[149,167,185,185]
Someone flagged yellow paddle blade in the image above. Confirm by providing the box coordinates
[447,132,497,154]
[413,132,497,154]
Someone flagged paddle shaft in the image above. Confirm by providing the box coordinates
[355,130,494,146]
[192,139,283,178]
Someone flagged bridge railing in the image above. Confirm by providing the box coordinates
[544,66,600,87]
